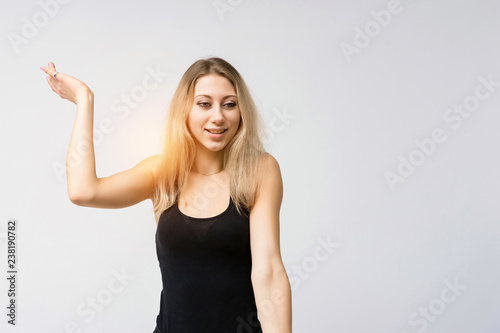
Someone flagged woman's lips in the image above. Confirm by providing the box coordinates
[205,129,227,138]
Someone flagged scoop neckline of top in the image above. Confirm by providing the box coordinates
[176,195,232,220]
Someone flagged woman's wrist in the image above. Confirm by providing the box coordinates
[75,88,94,105]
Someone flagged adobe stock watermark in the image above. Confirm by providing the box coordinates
[181,104,295,220]
[51,64,170,183]
[287,235,340,292]
[176,101,293,220]
[213,0,244,22]
[177,173,227,224]
[261,106,295,148]
[399,277,467,333]
[54,268,135,333]
[235,235,339,331]
[235,284,287,333]
[384,73,499,192]
[340,0,418,64]
[7,0,73,54]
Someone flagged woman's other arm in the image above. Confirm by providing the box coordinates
[250,153,292,332]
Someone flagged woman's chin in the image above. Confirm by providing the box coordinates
[197,141,227,152]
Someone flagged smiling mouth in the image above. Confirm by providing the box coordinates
[205,129,227,134]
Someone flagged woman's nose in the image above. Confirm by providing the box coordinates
[210,105,224,121]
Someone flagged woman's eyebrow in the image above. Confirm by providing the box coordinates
[194,94,238,99]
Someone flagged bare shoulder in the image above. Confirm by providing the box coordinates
[143,153,161,164]
[254,152,283,203]
[261,152,280,168]
[258,152,282,181]
[140,154,161,177]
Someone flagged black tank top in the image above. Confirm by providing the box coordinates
[155,195,262,333]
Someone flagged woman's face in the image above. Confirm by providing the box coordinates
[188,74,241,152]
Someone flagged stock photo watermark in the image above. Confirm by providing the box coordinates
[287,235,340,292]
[400,277,467,333]
[261,106,296,148]
[234,273,288,332]
[213,0,244,22]
[340,0,422,64]
[7,0,73,54]
[234,235,340,331]
[5,220,18,325]
[51,64,170,182]
[174,105,294,219]
[384,73,499,192]
[54,268,135,333]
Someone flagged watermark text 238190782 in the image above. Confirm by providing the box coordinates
[6,219,18,325]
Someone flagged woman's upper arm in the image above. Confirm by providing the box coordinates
[249,153,285,279]
[70,154,160,208]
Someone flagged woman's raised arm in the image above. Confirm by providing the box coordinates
[41,62,158,209]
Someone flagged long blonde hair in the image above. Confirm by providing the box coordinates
[152,57,268,222]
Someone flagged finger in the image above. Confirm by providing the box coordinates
[46,77,56,91]
[50,64,62,80]
[41,65,56,78]
[46,78,62,97]
[46,76,54,87]
[49,62,56,71]
[43,67,62,81]
[46,73,58,87]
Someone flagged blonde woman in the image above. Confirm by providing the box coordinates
[41,57,292,333]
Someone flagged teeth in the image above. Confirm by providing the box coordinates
[207,129,225,134]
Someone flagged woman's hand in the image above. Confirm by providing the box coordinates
[41,62,93,104]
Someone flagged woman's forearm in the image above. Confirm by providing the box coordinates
[253,268,292,332]
[66,90,98,202]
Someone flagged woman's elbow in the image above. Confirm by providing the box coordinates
[252,266,288,285]
[68,187,94,206]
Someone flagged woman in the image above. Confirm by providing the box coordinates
[41,57,292,332]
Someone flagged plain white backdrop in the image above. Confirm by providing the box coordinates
[1,0,499,332]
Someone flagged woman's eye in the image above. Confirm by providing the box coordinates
[224,102,236,108]
[198,102,210,108]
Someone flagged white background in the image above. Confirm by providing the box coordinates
[1,0,499,332]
